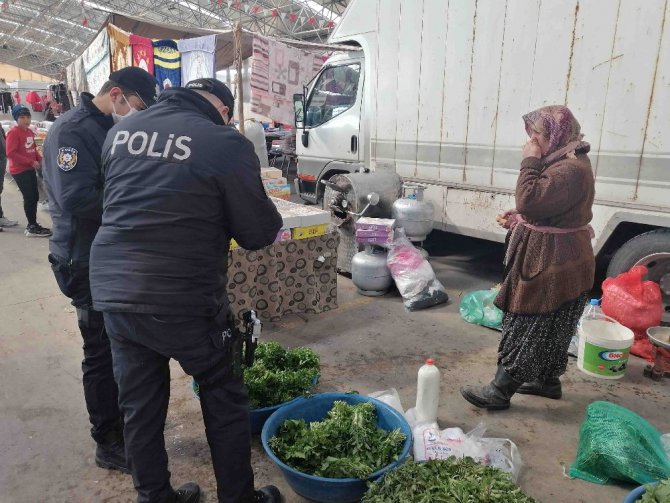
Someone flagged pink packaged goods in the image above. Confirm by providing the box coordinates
[355,229,395,239]
[355,217,395,233]
[356,234,394,245]
[275,229,292,242]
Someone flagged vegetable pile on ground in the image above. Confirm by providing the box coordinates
[641,478,670,502]
[269,400,406,479]
[362,458,537,503]
[244,341,319,409]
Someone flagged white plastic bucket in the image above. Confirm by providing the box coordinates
[577,318,634,379]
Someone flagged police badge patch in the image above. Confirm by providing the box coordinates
[57,147,78,171]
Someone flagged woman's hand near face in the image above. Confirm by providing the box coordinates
[523,138,542,159]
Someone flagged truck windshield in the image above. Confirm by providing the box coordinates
[305,63,360,127]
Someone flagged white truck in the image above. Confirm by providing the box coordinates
[293,0,670,319]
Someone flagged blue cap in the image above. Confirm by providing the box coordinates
[590,299,599,305]
[11,105,30,121]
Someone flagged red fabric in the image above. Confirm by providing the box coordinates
[601,266,663,362]
[130,34,154,75]
[5,126,40,176]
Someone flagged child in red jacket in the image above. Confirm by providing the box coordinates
[6,106,51,237]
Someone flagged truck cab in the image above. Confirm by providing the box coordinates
[294,51,365,205]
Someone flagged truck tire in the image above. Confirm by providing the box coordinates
[607,230,670,277]
[607,229,670,323]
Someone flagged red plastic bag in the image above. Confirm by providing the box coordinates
[601,266,663,361]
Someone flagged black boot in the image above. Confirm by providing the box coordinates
[174,482,200,503]
[460,366,521,410]
[95,427,130,474]
[517,377,562,399]
[254,485,282,503]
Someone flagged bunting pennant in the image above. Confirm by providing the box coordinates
[251,4,261,14]
[272,8,279,17]
[308,16,316,26]
[289,13,297,23]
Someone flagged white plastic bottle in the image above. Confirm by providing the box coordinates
[569,299,602,356]
[581,298,603,321]
[415,358,440,423]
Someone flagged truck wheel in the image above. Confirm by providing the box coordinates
[607,229,670,323]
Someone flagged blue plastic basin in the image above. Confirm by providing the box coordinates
[261,392,412,503]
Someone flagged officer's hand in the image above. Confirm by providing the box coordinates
[32,161,41,169]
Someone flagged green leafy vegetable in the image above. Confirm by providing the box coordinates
[244,341,319,409]
[362,458,537,503]
[641,478,670,503]
[269,401,406,479]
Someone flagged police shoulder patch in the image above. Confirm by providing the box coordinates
[57,147,78,171]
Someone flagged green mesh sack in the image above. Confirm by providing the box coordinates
[570,401,670,485]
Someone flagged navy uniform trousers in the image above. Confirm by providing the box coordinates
[103,311,255,503]
[48,255,122,444]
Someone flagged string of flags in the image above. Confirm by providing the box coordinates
[214,0,337,29]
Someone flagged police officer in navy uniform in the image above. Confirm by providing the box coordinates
[42,67,159,474]
[89,79,283,503]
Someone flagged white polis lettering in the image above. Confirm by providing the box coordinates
[109,130,192,161]
[173,136,192,161]
[127,131,149,155]
[163,134,175,157]
[111,131,130,155]
[146,132,163,158]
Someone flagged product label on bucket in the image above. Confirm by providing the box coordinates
[583,342,630,376]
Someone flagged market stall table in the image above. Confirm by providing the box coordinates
[227,198,338,323]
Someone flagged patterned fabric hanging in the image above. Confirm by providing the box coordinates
[129,34,154,75]
[108,24,132,72]
[177,35,216,84]
[153,39,181,90]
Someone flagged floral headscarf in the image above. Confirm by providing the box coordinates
[522,105,583,157]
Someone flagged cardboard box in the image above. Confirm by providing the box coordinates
[260,167,283,179]
[265,183,291,201]
[355,217,396,233]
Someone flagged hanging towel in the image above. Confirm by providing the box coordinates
[250,35,325,124]
[83,29,110,95]
[177,35,216,84]
[108,24,132,72]
[153,39,181,90]
[74,56,87,94]
[130,34,154,75]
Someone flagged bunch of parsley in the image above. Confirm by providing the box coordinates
[244,341,319,409]
[362,458,537,503]
[641,478,670,503]
[269,401,407,479]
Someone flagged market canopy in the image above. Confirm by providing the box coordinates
[0,0,350,79]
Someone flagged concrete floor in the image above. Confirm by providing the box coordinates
[1,182,668,503]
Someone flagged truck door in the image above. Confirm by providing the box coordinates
[300,62,363,174]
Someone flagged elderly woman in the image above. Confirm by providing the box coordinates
[461,105,595,410]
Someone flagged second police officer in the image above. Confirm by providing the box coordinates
[42,67,159,474]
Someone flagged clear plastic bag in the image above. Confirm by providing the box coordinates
[387,228,449,311]
[411,421,523,482]
[368,388,404,415]
[459,288,503,328]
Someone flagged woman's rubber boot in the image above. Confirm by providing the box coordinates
[516,377,562,399]
[460,366,521,410]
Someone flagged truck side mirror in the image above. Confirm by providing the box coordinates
[293,93,304,129]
